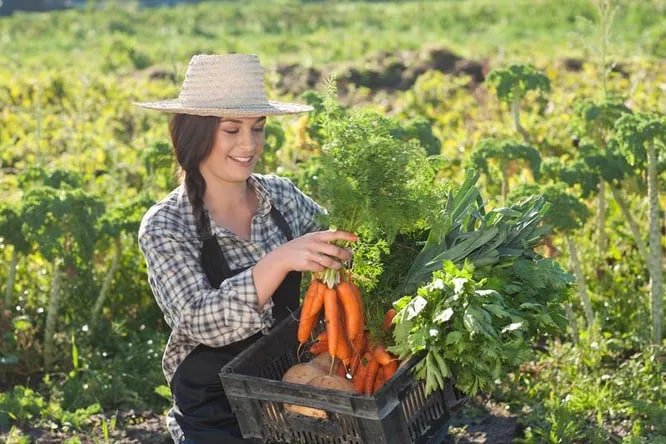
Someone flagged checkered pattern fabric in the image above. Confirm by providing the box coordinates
[138,173,323,385]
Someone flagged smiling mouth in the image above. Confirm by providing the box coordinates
[229,155,255,164]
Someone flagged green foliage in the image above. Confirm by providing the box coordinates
[0,327,168,436]
[468,138,542,180]
[391,116,442,156]
[21,187,104,263]
[256,120,287,173]
[500,336,666,443]
[614,112,666,169]
[400,171,557,297]
[509,183,590,233]
[486,64,551,105]
[18,167,84,190]
[540,156,596,198]
[573,99,632,143]
[141,140,175,190]
[314,83,435,242]
[97,195,153,240]
[580,140,633,185]
[0,201,30,253]
[390,261,531,395]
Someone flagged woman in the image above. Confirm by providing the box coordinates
[136,54,356,443]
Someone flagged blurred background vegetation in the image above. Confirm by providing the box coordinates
[0,0,665,443]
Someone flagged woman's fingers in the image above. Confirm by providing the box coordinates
[314,230,358,243]
[311,251,345,269]
[316,243,352,262]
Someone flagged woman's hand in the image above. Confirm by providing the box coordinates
[272,229,357,273]
[252,230,357,307]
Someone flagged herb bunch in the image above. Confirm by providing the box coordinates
[391,172,573,394]
[390,260,530,395]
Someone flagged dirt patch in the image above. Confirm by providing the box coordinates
[445,396,522,444]
[3,399,520,444]
[2,411,171,444]
[274,46,488,97]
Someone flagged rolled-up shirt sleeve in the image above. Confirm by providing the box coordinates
[139,227,270,347]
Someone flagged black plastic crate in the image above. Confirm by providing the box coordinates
[219,311,465,444]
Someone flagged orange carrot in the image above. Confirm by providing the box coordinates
[334,300,352,367]
[351,332,367,356]
[323,286,340,358]
[383,308,397,331]
[335,360,347,378]
[371,344,395,367]
[363,356,380,395]
[308,340,329,355]
[336,280,364,340]
[351,351,362,376]
[336,334,352,367]
[353,352,372,393]
[373,371,386,394]
[310,281,326,318]
[297,279,323,344]
[382,360,399,382]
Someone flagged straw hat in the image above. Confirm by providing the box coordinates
[134,54,312,117]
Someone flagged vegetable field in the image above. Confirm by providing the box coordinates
[1,1,665,443]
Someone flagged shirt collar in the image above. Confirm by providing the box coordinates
[248,174,272,217]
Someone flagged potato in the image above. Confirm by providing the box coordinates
[306,375,356,394]
[283,371,356,419]
[308,353,339,372]
[285,403,328,419]
[281,363,327,386]
[282,363,329,418]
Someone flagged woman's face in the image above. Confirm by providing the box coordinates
[199,116,266,185]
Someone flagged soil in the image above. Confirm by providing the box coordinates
[444,397,522,444]
[3,397,520,444]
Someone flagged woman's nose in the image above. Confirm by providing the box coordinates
[238,129,256,149]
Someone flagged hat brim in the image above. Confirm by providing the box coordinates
[133,99,313,117]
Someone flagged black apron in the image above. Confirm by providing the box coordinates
[171,205,300,444]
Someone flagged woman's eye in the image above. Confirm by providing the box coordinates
[252,126,265,133]
[223,129,239,134]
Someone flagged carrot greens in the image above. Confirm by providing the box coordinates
[311,83,437,287]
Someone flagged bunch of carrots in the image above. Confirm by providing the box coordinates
[297,273,399,395]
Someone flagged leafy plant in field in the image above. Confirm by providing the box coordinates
[140,140,175,192]
[486,64,551,143]
[613,112,666,346]
[91,195,153,330]
[476,64,549,204]
[390,115,442,156]
[0,201,30,308]
[502,335,666,443]
[572,99,633,256]
[19,170,104,370]
[391,261,529,395]
[467,138,541,202]
[509,182,591,337]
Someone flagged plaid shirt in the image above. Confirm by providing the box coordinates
[138,173,323,385]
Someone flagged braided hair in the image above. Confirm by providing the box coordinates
[169,113,220,235]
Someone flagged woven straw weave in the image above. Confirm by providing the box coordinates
[135,54,312,117]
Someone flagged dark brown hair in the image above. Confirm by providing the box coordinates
[169,113,220,236]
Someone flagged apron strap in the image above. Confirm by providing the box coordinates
[199,203,294,289]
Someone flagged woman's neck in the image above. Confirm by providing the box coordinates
[203,177,253,215]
